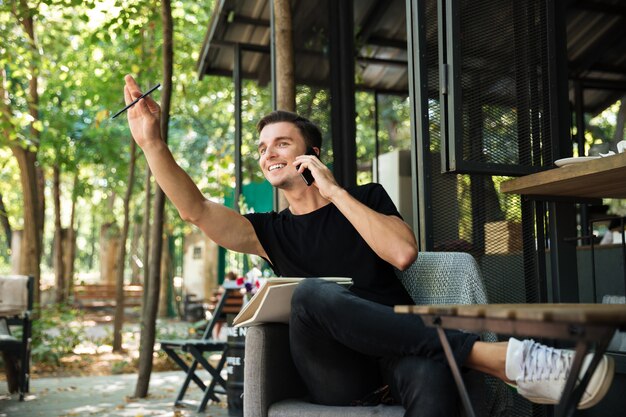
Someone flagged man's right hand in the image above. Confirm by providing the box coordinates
[123,74,162,149]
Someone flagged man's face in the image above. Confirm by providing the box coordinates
[257,121,308,189]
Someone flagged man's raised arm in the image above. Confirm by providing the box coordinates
[122,75,265,258]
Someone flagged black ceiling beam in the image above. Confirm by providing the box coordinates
[582,62,626,74]
[209,39,409,68]
[572,77,626,91]
[356,56,407,67]
[229,9,408,54]
[230,14,270,27]
[209,39,323,59]
[203,68,262,79]
[572,0,626,16]
[355,0,389,43]
[204,63,412,95]
[568,22,626,77]
[210,39,270,53]
[365,36,407,50]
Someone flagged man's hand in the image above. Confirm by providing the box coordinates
[292,154,344,201]
[294,153,418,270]
[123,75,162,149]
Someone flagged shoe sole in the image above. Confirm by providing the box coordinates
[578,355,614,410]
[519,355,615,409]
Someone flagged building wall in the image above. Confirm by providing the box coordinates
[182,231,219,301]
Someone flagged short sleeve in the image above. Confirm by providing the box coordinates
[354,183,403,219]
[243,212,281,275]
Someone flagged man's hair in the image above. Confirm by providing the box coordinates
[256,110,322,150]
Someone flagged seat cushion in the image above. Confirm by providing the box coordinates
[269,399,404,417]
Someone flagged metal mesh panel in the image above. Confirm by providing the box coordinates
[454,0,552,170]
[422,2,546,414]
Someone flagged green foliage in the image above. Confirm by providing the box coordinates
[30,304,86,366]
[155,320,191,340]
[111,359,131,374]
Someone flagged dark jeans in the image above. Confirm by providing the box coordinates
[289,278,479,417]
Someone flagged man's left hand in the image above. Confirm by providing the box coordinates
[292,155,343,201]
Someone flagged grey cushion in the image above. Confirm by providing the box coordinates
[270,399,403,417]
[243,252,512,417]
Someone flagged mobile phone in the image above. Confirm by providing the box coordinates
[299,147,317,186]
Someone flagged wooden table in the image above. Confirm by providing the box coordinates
[500,152,626,303]
[500,152,626,199]
[395,303,626,417]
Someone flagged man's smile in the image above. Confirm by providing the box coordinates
[268,163,287,172]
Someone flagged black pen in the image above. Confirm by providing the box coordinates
[111,83,161,119]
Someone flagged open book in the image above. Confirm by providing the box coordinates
[232,277,352,328]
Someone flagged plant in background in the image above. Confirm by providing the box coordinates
[111,359,131,375]
[30,304,86,366]
[235,266,263,295]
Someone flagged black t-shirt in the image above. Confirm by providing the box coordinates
[244,183,414,307]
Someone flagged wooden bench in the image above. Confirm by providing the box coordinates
[73,284,143,309]
[208,287,244,318]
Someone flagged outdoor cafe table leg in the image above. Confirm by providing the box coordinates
[188,345,228,395]
[161,347,207,404]
[435,324,477,417]
[557,331,612,417]
[176,359,205,405]
[197,348,228,412]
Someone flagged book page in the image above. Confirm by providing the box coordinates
[232,277,351,327]
[234,282,299,327]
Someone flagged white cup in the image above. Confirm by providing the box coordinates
[617,140,626,154]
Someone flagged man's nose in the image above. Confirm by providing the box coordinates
[265,145,278,158]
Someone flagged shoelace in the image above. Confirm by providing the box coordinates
[520,339,572,382]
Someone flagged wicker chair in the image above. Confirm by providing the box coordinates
[243,252,512,417]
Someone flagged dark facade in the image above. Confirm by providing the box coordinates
[198,2,626,414]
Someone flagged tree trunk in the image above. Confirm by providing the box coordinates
[113,140,138,352]
[100,223,120,285]
[88,210,96,270]
[159,235,171,318]
[273,0,295,211]
[53,164,65,303]
[11,145,41,304]
[134,0,173,398]
[613,95,626,144]
[65,172,79,300]
[130,216,142,285]
[274,0,295,111]
[24,0,45,277]
[36,165,45,254]
[6,3,43,305]
[0,193,12,250]
[142,167,152,292]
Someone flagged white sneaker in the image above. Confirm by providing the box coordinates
[505,337,614,409]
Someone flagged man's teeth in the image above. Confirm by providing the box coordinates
[269,164,286,171]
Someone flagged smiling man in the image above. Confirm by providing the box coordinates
[122,75,614,416]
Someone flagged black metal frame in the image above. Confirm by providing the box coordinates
[587,216,626,304]
[439,0,549,177]
[423,311,617,417]
[544,0,581,304]
[406,0,432,250]
[158,286,239,411]
[0,275,33,401]
[234,43,243,212]
[329,0,357,188]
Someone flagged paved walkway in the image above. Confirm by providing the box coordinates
[0,371,232,417]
